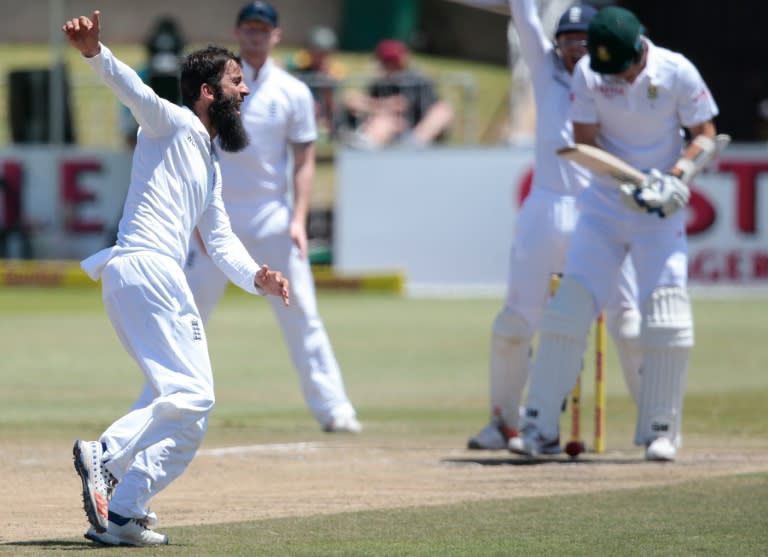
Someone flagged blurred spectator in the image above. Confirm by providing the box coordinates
[343,39,454,149]
[120,17,185,148]
[287,26,347,139]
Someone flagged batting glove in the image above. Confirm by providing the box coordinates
[620,169,690,218]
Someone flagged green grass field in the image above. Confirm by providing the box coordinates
[1,286,767,556]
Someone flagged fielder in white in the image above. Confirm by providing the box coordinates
[64,11,289,547]
[184,1,360,433]
[509,6,719,461]
[468,0,643,451]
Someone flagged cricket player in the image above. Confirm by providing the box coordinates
[64,11,289,546]
[184,1,360,433]
[510,6,719,461]
[468,0,643,451]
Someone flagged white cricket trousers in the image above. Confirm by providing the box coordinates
[98,253,214,520]
[185,200,355,426]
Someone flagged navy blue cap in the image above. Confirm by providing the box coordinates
[556,4,598,36]
[237,1,278,27]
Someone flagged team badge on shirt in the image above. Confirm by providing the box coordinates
[647,85,658,100]
[191,318,202,341]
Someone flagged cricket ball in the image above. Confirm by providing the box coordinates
[564,440,585,458]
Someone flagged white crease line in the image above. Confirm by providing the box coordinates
[198,442,321,456]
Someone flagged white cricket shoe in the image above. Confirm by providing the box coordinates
[323,415,363,433]
[508,425,561,457]
[85,514,168,547]
[467,417,517,450]
[73,440,117,533]
[645,437,676,462]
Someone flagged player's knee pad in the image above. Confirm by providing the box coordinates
[606,307,641,340]
[635,286,692,445]
[539,276,596,340]
[641,286,694,348]
[492,308,533,341]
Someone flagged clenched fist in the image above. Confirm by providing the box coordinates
[62,10,102,58]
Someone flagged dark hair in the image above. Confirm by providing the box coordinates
[180,45,240,109]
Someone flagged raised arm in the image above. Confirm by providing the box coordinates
[508,0,553,69]
[62,10,176,138]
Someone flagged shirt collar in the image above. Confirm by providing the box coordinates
[639,38,658,81]
[241,57,274,85]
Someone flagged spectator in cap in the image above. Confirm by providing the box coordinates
[343,38,454,148]
[287,26,347,140]
[185,1,362,434]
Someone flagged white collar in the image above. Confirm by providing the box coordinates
[242,57,273,85]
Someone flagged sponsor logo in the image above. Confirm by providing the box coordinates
[693,87,711,102]
[597,84,625,98]
[567,6,583,23]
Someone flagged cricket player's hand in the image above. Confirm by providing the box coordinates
[620,169,690,219]
[255,265,290,306]
[62,10,101,58]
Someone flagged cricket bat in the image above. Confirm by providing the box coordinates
[557,144,646,186]
[557,134,731,187]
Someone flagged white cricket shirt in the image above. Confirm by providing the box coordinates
[509,0,591,196]
[217,57,317,207]
[569,38,719,188]
[80,44,261,295]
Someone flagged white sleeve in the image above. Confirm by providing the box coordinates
[289,81,318,144]
[196,171,262,296]
[84,43,178,138]
[674,56,719,128]
[509,0,553,70]
[567,60,598,125]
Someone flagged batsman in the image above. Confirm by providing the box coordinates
[510,6,721,461]
[468,0,644,453]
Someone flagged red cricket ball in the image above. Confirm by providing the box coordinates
[565,440,585,458]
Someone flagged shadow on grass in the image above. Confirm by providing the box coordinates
[0,539,95,549]
[443,455,647,466]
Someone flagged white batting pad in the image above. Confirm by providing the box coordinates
[489,335,531,431]
[523,277,595,440]
[641,287,694,348]
[489,309,533,429]
[635,287,693,446]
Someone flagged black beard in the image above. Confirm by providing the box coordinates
[209,90,249,152]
